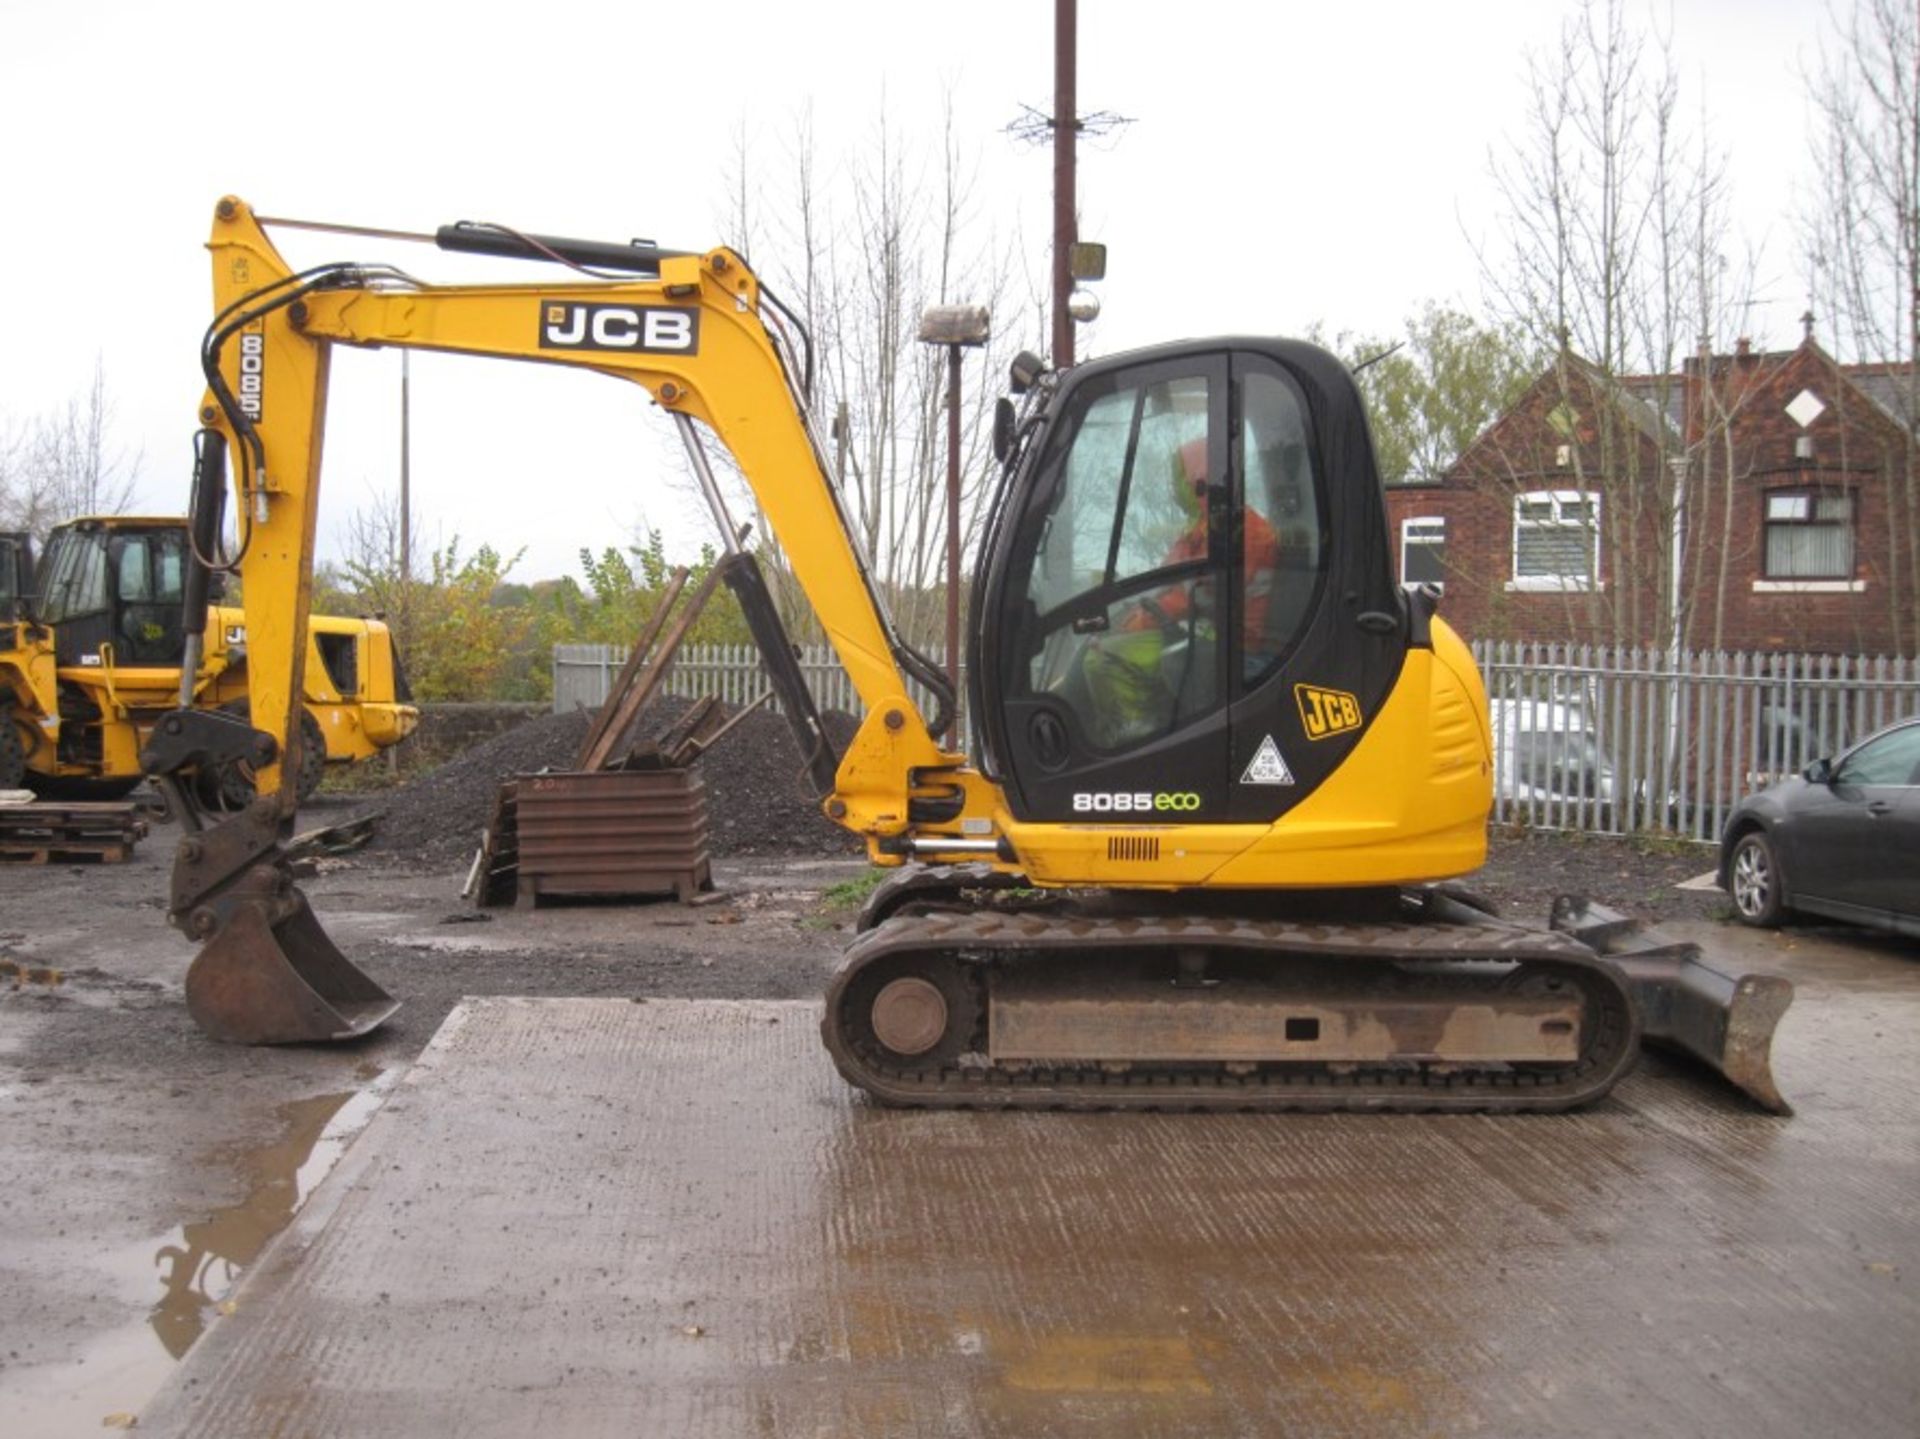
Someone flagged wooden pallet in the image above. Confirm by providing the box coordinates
[0,841,139,865]
[470,781,520,908]
[0,802,150,865]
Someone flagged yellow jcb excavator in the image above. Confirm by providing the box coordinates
[142,195,1791,1111]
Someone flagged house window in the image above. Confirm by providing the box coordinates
[1511,490,1600,591]
[1764,490,1853,580]
[1401,517,1446,589]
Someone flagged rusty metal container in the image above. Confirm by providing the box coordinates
[511,768,712,906]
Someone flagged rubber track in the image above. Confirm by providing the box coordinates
[822,908,1641,1113]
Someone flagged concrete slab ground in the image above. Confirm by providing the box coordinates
[0,838,860,1435]
[138,972,1918,1439]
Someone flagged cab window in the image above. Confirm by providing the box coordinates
[1025,375,1211,615]
[1019,367,1222,752]
[37,532,111,624]
[1239,367,1325,682]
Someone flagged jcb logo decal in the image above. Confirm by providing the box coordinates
[540,302,699,354]
[1296,684,1362,740]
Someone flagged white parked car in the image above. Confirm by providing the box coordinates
[1489,699,1620,808]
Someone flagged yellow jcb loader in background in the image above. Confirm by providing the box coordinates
[142,195,1792,1112]
[0,515,416,800]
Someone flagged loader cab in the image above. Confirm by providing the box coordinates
[35,520,191,668]
[973,338,1409,825]
[0,531,32,624]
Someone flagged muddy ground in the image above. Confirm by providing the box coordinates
[0,764,1894,1435]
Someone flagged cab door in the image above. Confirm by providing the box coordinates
[993,354,1230,820]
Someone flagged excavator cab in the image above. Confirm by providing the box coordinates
[976,341,1408,825]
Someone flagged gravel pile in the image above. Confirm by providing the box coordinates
[358,697,864,870]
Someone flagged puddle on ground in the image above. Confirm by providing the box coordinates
[5,1070,397,1437]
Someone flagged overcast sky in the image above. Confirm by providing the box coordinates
[0,0,1835,583]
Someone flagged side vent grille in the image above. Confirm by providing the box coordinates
[1107,835,1161,863]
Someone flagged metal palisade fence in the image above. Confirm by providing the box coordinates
[554,640,1919,843]
[1475,642,1919,841]
[553,642,973,751]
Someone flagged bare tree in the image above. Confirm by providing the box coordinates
[718,93,1043,651]
[0,360,142,538]
[1804,0,1920,652]
[1479,0,1750,650]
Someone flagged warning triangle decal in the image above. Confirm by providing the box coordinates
[1240,734,1295,786]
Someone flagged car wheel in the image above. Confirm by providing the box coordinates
[1728,829,1787,928]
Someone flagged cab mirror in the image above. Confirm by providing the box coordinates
[1802,757,1833,784]
[992,398,1017,465]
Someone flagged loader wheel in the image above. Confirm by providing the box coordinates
[0,707,25,790]
[25,774,142,801]
[1728,829,1787,928]
[204,702,328,809]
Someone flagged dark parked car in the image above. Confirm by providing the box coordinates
[1720,715,1920,938]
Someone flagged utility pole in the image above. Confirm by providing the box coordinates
[394,351,413,780]
[399,350,412,647]
[1052,0,1077,370]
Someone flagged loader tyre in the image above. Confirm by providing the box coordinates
[1727,828,1787,928]
[205,701,327,809]
[25,774,142,801]
[0,705,25,789]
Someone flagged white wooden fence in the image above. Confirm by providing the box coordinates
[554,640,1918,841]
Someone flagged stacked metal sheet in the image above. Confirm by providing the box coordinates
[508,768,712,906]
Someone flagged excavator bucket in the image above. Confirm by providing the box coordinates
[144,704,398,1046]
[1550,896,1793,1114]
[184,888,397,1045]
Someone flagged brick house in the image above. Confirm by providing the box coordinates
[1384,333,1919,656]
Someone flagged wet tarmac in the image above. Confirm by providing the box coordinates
[137,947,1919,1439]
[0,1067,395,1434]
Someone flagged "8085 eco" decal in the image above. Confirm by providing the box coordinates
[1071,791,1202,814]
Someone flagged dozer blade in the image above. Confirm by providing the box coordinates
[184,889,398,1046]
[1550,896,1793,1114]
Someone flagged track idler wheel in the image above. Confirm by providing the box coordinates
[836,955,981,1073]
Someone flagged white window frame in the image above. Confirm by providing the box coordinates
[1400,516,1447,590]
[1507,489,1602,593]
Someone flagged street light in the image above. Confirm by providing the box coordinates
[917,304,992,742]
